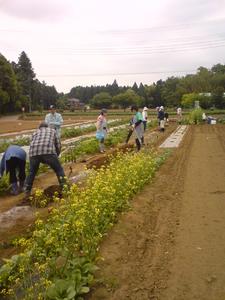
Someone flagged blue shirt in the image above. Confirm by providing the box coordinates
[0,145,26,176]
[45,112,63,137]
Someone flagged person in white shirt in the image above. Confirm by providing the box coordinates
[142,107,148,131]
[177,107,182,124]
[45,105,63,138]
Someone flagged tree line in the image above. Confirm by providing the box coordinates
[1,50,225,114]
[0,51,59,114]
[67,65,225,109]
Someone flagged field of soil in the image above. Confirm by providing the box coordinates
[1,122,225,300]
[87,124,225,300]
[0,115,98,135]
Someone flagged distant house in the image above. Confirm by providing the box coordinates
[67,98,85,111]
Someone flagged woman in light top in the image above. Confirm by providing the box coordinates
[96,109,108,153]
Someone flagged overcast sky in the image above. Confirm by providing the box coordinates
[0,0,225,93]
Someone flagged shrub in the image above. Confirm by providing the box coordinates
[188,108,204,124]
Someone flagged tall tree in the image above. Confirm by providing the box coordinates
[132,82,139,94]
[16,51,35,111]
[0,53,19,113]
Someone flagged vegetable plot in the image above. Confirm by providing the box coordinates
[0,149,169,299]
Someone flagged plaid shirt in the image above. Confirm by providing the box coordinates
[29,127,61,157]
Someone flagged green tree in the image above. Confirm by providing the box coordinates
[181,93,197,108]
[0,53,19,113]
[90,92,112,109]
[161,76,181,107]
[211,87,225,108]
[112,89,143,110]
[198,94,212,109]
[16,51,35,111]
[132,82,139,94]
[211,64,225,74]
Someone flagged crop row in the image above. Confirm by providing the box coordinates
[0,119,129,154]
[0,148,169,299]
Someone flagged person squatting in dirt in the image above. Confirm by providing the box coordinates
[158,106,165,132]
[96,109,108,153]
[126,106,144,151]
[0,145,26,195]
[24,122,66,197]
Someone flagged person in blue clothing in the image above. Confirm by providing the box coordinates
[45,105,63,138]
[0,145,26,195]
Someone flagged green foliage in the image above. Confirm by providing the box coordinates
[62,138,99,163]
[61,119,129,140]
[112,89,143,109]
[0,174,10,195]
[0,137,30,153]
[181,93,196,108]
[211,87,225,109]
[0,53,19,113]
[90,92,112,109]
[62,126,130,164]
[188,108,204,124]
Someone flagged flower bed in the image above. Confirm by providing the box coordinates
[0,148,169,299]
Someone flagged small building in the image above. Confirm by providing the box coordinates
[67,98,85,111]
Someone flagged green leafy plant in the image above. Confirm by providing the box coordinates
[0,173,10,195]
[188,108,204,124]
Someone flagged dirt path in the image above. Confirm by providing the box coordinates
[162,125,225,300]
[88,125,225,300]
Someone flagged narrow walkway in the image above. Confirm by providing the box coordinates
[159,125,188,148]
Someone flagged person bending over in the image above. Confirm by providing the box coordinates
[24,122,66,197]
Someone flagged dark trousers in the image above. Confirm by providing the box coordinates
[143,121,147,131]
[25,154,66,192]
[135,138,141,151]
[6,157,26,184]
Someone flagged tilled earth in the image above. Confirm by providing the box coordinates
[0,124,176,260]
[87,124,225,300]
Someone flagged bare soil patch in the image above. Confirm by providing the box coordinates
[87,124,225,300]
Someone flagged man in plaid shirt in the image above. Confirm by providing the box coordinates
[24,122,66,195]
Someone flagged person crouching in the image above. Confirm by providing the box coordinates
[0,145,26,195]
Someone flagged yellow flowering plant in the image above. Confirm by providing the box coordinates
[0,148,169,299]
